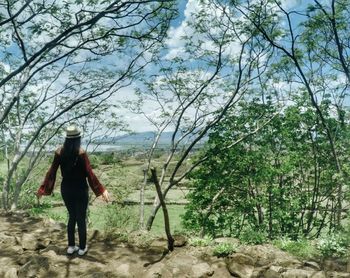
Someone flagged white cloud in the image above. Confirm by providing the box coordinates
[281,0,300,9]
[164,0,199,59]
[109,86,161,132]
[0,62,10,73]
[280,0,322,10]
[165,0,246,61]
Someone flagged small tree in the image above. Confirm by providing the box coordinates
[0,0,177,209]
[127,0,276,231]
[184,97,350,239]
[230,0,350,228]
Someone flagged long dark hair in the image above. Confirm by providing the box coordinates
[61,137,81,174]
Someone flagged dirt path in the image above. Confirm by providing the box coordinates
[0,210,349,278]
[0,210,230,277]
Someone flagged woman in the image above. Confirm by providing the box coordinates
[37,125,110,256]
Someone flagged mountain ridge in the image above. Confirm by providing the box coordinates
[94,131,207,146]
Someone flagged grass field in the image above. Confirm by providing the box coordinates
[37,199,187,236]
[0,148,198,241]
[11,152,192,237]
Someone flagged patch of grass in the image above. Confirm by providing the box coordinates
[29,202,53,216]
[30,198,187,240]
[103,204,138,235]
[48,211,67,222]
[127,231,157,248]
[213,242,238,257]
[189,235,214,247]
[13,153,190,241]
[146,205,186,235]
[46,206,68,222]
[239,229,268,245]
[273,237,317,259]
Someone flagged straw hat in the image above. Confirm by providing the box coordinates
[65,125,81,138]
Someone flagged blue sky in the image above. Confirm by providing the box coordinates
[1,0,338,134]
[121,0,310,132]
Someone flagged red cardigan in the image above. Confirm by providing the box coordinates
[37,148,105,197]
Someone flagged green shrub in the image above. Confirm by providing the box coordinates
[239,229,268,245]
[188,235,213,247]
[213,242,237,257]
[29,202,53,216]
[99,153,120,165]
[103,204,137,239]
[16,181,39,209]
[316,233,348,258]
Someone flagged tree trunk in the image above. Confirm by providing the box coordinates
[268,185,273,239]
[150,168,174,251]
[11,183,21,211]
[200,187,225,238]
[139,168,147,229]
[2,179,9,210]
[146,198,161,231]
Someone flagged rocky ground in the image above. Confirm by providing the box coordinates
[0,210,349,278]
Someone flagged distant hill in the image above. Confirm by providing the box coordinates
[95,131,207,146]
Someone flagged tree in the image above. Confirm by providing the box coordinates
[229,0,350,228]
[127,0,276,231]
[183,96,350,239]
[0,0,177,210]
[0,0,176,124]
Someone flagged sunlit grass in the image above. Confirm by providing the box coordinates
[2,153,190,237]
[37,202,186,236]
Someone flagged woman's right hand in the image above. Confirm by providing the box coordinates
[101,190,110,203]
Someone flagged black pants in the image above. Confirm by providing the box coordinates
[61,181,88,249]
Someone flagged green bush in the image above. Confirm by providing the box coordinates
[99,152,121,165]
[184,101,345,239]
[103,204,137,239]
[18,182,41,210]
[239,229,268,245]
[29,202,53,216]
[316,233,348,258]
[213,242,237,257]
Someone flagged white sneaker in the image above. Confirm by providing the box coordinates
[78,246,88,256]
[67,246,79,255]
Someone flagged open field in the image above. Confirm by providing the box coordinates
[1,151,192,237]
[40,201,187,236]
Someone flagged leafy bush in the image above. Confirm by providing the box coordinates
[213,242,238,257]
[316,233,348,258]
[29,202,53,216]
[15,180,40,209]
[103,204,137,239]
[239,229,268,245]
[184,101,345,239]
[188,235,213,247]
[99,152,121,165]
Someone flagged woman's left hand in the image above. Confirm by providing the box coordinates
[101,190,110,203]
